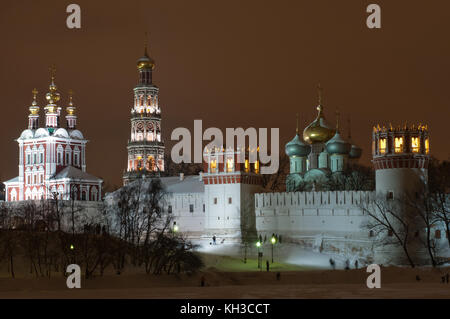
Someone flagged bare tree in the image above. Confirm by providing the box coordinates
[361,195,418,268]
[261,155,289,192]
[0,204,18,278]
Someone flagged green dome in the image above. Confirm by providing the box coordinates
[285,134,311,157]
[325,131,351,155]
[349,144,362,159]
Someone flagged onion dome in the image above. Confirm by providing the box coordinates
[303,85,335,144]
[286,114,311,157]
[286,134,311,157]
[29,88,39,115]
[137,54,155,70]
[137,37,155,70]
[349,144,362,159]
[325,110,351,155]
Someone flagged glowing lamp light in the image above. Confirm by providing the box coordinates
[271,237,276,245]
[173,225,179,232]
[70,244,75,250]
[256,241,261,248]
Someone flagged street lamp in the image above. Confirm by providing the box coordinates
[173,224,179,232]
[256,241,262,269]
[271,236,276,263]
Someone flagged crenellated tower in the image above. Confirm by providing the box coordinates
[372,123,430,199]
[123,39,165,185]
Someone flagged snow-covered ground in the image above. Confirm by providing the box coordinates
[193,239,341,269]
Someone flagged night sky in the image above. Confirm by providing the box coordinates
[1,0,449,187]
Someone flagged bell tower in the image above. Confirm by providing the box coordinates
[123,37,165,185]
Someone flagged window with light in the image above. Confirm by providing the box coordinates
[254,160,260,173]
[394,137,403,153]
[226,158,234,172]
[411,137,420,153]
[425,138,430,154]
[210,159,217,173]
[379,138,387,154]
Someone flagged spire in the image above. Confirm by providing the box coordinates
[317,82,323,105]
[347,116,351,139]
[28,88,40,130]
[296,113,299,134]
[66,89,77,129]
[335,109,340,132]
[144,32,149,57]
[316,83,323,114]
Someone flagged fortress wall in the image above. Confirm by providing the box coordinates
[254,191,375,237]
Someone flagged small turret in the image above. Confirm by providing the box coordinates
[66,90,77,129]
[28,88,40,130]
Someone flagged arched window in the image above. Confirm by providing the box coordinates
[226,158,234,173]
[210,159,217,173]
[91,188,98,201]
[425,138,430,154]
[379,138,387,154]
[411,137,420,153]
[394,137,403,153]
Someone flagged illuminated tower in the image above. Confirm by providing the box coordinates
[202,147,263,240]
[372,123,430,199]
[123,39,165,185]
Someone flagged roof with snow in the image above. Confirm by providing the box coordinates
[3,176,19,184]
[121,174,204,194]
[160,175,204,193]
[52,166,102,182]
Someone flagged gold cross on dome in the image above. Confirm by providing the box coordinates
[49,65,56,80]
[317,82,323,105]
[335,109,340,130]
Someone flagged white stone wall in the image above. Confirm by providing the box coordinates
[168,192,205,233]
[254,191,375,237]
[375,168,428,197]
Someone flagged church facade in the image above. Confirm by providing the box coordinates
[3,70,102,202]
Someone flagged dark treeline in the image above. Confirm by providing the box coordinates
[0,178,203,279]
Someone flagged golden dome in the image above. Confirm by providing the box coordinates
[66,89,76,115]
[303,105,335,144]
[137,45,155,70]
[137,56,155,70]
[29,88,39,115]
[44,66,60,113]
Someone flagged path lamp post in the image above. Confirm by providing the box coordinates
[271,236,276,263]
[256,241,262,269]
